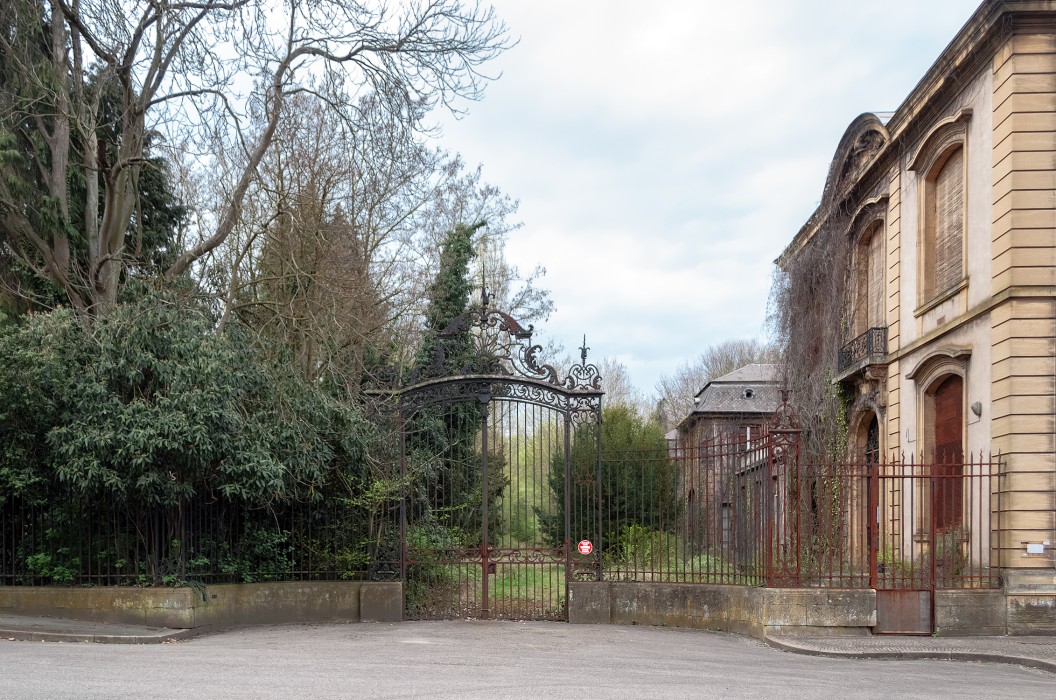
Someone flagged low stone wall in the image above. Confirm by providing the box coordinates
[0,581,402,629]
[569,582,875,638]
[934,590,1007,636]
[1004,569,1056,636]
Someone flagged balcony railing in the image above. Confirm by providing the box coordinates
[838,326,888,373]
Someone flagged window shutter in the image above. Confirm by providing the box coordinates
[868,225,884,327]
[934,148,964,294]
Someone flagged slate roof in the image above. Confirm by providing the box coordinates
[688,363,782,416]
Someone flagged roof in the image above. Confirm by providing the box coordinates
[687,363,783,417]
[699,363,782,390]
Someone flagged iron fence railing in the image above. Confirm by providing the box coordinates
[0,490,401,586]
[588,434,1001,590]
[871,454,1002,591]
[838,326,888,373]
[1,436,1002,593]
[589,435,770,585]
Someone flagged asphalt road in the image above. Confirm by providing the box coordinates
[1,621,1054,699]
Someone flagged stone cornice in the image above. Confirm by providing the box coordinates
[890,285,1056,363]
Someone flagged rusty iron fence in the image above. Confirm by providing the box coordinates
[593,427,1002,592]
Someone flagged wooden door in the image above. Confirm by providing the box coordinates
[932,375,963,531]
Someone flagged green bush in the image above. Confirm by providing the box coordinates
[403,520,467,615]
[0,289,373,584]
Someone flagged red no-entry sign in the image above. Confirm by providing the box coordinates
[577,540,593,555]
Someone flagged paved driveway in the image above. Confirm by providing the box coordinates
[2,621,1053,699]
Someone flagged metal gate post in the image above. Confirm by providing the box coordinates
[595,414,603,582]
[765,436,774,588]
[399,408,408,585]
[868,460,878,589]
[563,416,572,609]
[929,469,937,633]
[480,393,490,620]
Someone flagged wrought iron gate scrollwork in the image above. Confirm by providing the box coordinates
[366,297,602,621]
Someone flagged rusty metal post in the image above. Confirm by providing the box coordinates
[868,459,879,589]
[929,468,938,633]
[595,409,604,582]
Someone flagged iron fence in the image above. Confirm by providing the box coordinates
[592,435,769,585]
[0,439,1002,594]
[591,432,1001,590]
[871,454,1002,591]
[0,489,401,586]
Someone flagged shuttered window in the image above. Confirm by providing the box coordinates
[854,223,885,335]
[927,147,964,298]
[867,224,884,328]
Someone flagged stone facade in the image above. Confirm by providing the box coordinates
[782,0,1056,623]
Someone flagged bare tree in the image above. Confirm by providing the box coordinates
[653,338,779,430]
[0,0,511,311]
[205,84,545,392]
[597,357,650,418]
[210,91,437,388]
[388,154,552,367]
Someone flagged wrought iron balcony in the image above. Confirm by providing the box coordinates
[838,326,888,374]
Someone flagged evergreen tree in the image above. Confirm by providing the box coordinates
[539,406,681,551]
[405,223,500,544]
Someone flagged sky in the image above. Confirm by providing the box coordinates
[433,0,983,398]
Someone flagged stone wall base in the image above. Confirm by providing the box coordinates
[934,590,1007,636]
[1004,569,1056,635]
[568,582,875,639]
[571,577,1056,636]
[0,581,403,629]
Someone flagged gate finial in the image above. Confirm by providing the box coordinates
[580,335,590,363]
[769,389,801,432]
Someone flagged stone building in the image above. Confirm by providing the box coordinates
[781,0,1056,630]
[675,363,782,449]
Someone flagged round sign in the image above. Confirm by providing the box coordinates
[577,539,593,555]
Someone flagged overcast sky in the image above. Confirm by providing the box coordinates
[434,0,982,398]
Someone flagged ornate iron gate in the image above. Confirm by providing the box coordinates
[382,301,602,620]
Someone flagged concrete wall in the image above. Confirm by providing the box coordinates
[568,583,876,639]
[0,581,402,629]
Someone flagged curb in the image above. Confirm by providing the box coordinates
[0,627,195,645]
[764,636,1056,676]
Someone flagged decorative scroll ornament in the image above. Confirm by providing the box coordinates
[369,289,603,403]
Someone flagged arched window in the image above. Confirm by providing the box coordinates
[855,221,885,335]
[923,146,965,300]
[909,109,970,308]
[865,415,880,464]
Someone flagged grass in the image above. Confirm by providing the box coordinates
[405,558,566,620]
